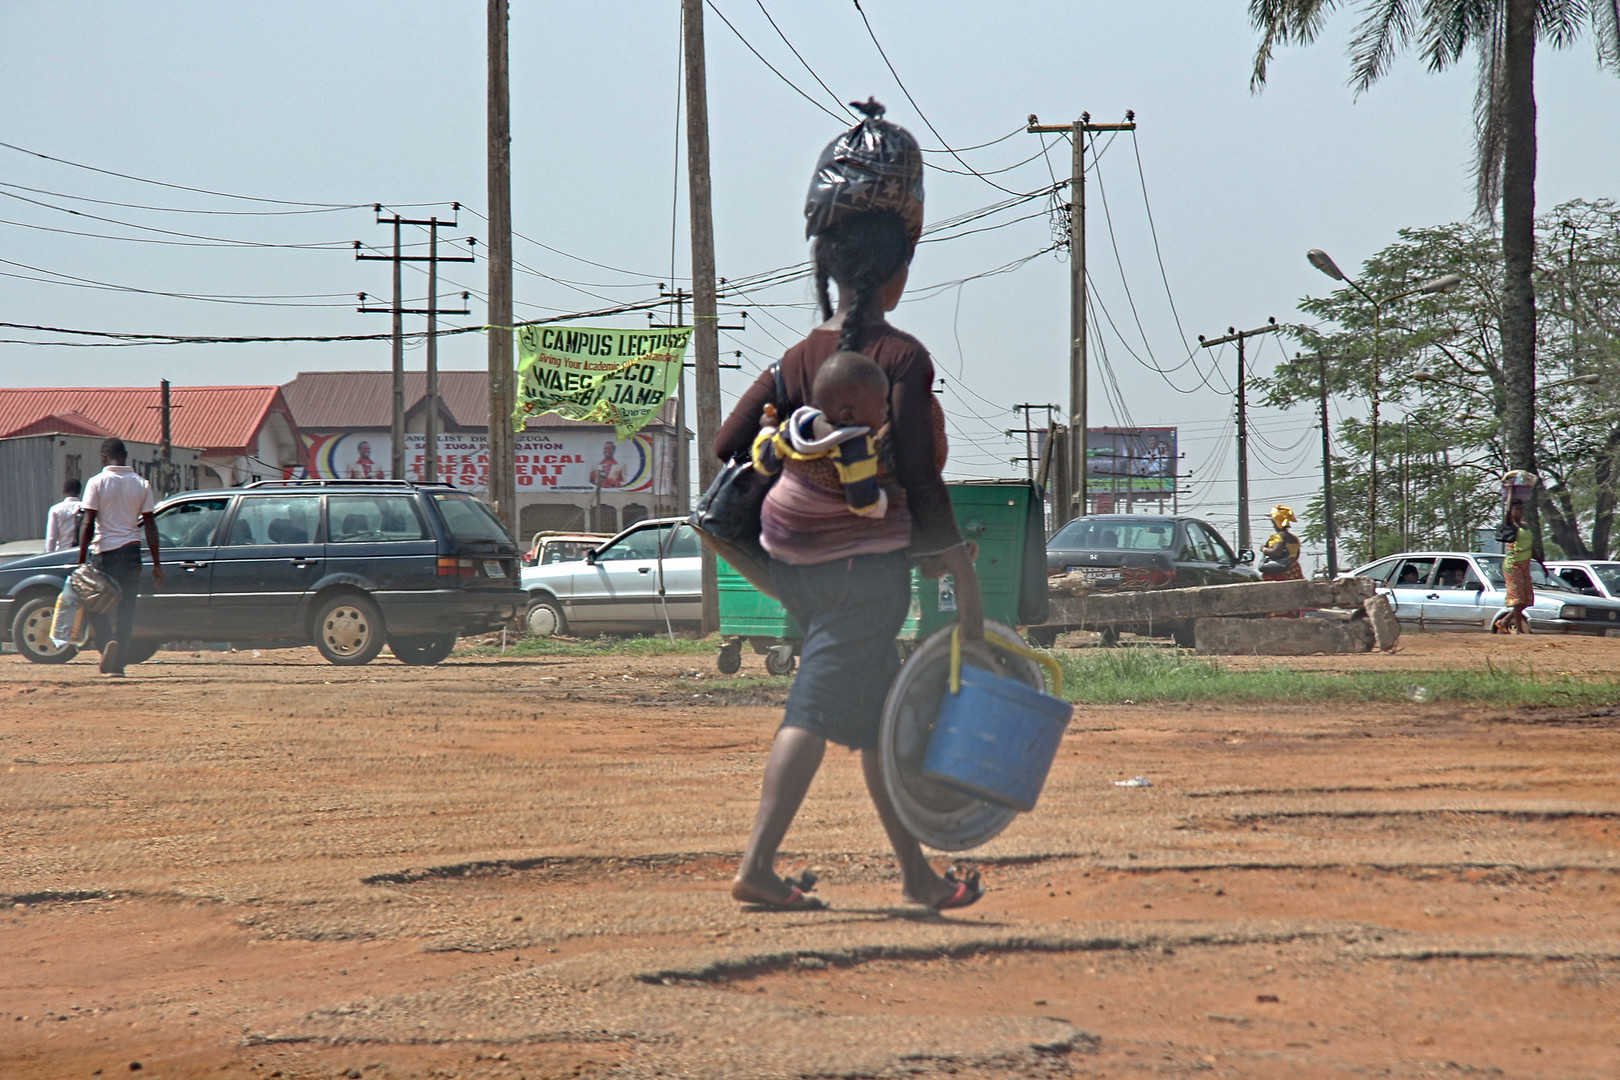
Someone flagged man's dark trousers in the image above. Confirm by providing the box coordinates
[90,542,143,651]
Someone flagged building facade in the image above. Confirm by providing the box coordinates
[279,370,679,538]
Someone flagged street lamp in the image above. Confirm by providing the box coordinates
[1307,250,1461,559]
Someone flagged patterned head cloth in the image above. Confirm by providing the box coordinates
[1269,505,1297,528]
[804,99,924,247]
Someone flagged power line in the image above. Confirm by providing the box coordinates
[0,139,365,208]
[0,179,362,217]
[704,0,849,122]
[851,0,1052,197]
[753,1,854,120]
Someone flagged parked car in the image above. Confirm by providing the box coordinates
[519,517,700,637]
[521,531,608,569]
[1347,551,1620,635]
[1046,514,1257,587]
[1546,560,1620,602]
[0,479,524,667]
[1033,514,1257,646]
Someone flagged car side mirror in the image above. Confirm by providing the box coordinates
[1238,549,1255,564]
[585,550,598,565]
[1467,581,1484,592]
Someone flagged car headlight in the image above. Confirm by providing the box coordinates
[1560,604,1586,620]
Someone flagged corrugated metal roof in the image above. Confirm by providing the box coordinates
[0,386,293,455]
[281,370,676,432]
[3,410,115,438]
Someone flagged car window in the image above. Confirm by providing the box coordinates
[1051,519,1175,551]
[225,495,321,546]
[1557,567,1599,594]
[1391,558,1436,587]
[596,525,667,562]
[1353,557,1399,584]
[155,498,230,548]
[430,492,512,544]
[1596,566,1620,595]
[1199,524,1236,564]
[663,524,700,558]
[328,495,427,543]
[543,541,595,564]
[1432,558,1473,589]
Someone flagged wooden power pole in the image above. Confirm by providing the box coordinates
[1199,318,1277,553]
[683,0,721,633]
[487,0,516,533]
[1027,111,1136,525]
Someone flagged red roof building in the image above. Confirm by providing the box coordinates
[0,386,302,488]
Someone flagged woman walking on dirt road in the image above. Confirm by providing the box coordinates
[713,104,986,912]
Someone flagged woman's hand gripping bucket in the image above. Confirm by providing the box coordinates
[920,627,1074,812]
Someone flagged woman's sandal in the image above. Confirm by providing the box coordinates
[932,867,984,911]
[739,870,826,911]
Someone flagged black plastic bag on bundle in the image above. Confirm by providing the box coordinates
[804,99,924,246]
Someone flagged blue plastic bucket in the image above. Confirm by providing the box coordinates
[921,663,1074,812]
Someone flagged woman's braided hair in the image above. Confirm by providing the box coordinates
[811,210,914,353]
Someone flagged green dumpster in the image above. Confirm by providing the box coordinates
[713,479,1048,674]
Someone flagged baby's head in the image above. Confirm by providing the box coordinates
[812,351,889,429]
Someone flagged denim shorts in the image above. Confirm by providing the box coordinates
[770,551,912,750]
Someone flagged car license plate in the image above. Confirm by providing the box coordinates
[483,560,504,578]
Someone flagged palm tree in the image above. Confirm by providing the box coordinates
[1248,0,1618,537]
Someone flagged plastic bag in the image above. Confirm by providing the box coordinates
[50,578,88,647]
[70,563,122,615]
[804,99,924,245]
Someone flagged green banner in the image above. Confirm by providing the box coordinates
[513,325,691,438]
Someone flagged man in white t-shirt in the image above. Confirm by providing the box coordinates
[78,438,164,676]
[43,478,83,552]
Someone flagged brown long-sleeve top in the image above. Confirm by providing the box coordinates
[713,322,963,557]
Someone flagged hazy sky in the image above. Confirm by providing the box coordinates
[4,2,1617,554]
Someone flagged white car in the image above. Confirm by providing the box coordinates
[518,517,701,636]
[1546,560,1620,603]
[1348,551,1620,635]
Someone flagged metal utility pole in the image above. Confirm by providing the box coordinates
[1199,318,1278,553]
[683,0,722,633]
[1026,111,1135,524]
[486,0,516,533]
[358,210,473,482]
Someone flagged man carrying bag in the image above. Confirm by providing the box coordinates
[77,438,164,676]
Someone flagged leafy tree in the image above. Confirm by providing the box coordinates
[1257,200,1620,564]
[1248,0,1620,550]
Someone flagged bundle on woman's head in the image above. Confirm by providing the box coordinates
[804,98,924,246]
[805,100,925,347]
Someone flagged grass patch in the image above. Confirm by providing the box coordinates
[702,676,794,693]
[460,633,718,659]
[1054,647,1620,708]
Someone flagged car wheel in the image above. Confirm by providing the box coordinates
[120,638,161,666]
[716,638,743,674]
[389,633,456,666]
[764,644,797,676]
[12,593,78,664]
[313,593,386,666]
[525,596,567,637]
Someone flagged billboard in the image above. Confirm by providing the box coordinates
[298,431,668,495]
[1085,427,1177,495]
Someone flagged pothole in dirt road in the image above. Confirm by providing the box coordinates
[695,939,1618,1078]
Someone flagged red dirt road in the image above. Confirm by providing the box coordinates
[2,634,1617,1079]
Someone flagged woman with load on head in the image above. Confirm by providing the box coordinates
[712,102,987,912]
[1259,505,1304,581]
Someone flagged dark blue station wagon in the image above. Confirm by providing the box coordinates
[1,479,523,667]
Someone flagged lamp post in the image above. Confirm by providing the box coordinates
[1295,352,1339,576]
[1306,250,1461,560]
